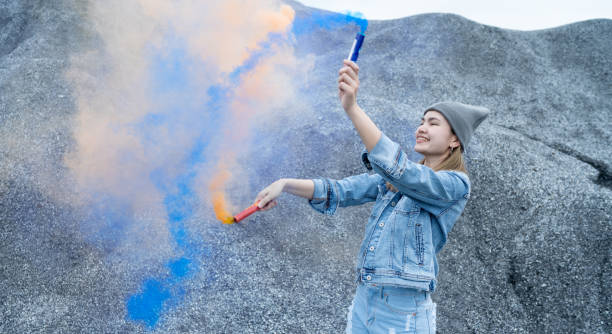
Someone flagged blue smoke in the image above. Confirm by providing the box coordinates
[124,31,287,329]
[122,7,369,330]
[292,10,368,36]
[125,36,220,329]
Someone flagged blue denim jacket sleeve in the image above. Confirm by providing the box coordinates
[362,132,471,217]
[308,173,382,215]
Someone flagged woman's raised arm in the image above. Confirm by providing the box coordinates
[338,59,381,152]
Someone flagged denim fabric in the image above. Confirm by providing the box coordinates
[345,283,436,334]
[309,132,470,291]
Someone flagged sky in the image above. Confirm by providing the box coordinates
[297,0,612,31]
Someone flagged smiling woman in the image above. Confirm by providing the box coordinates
[414,101,489,173]
[415,110,463,171]
[253,58,489,333]
[384,107,468,193]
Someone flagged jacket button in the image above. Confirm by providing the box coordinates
[379,222,384,227]
[366,275,372,280]
[369,246,375,251]
[391,201,396,206]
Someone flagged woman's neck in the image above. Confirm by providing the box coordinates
[423,152,450,170]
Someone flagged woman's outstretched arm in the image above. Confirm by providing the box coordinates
[256,178,314,210]
[255,173,381,215]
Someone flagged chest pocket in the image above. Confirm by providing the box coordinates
[392,196,425,268]
[394,195,420,216]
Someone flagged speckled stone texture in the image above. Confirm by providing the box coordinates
[1,0,610,333]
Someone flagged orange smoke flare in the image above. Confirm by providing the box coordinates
[233,201,261,223]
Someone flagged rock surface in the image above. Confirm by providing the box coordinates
[1,0,610,333]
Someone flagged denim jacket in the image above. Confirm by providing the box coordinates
[308,132,470,291]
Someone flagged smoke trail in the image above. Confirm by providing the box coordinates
[63,0,308,328]
[292,9,368,35]
[345,11,369,33]
[62,0,368,328]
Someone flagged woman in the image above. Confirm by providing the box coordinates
[255,60,489,333]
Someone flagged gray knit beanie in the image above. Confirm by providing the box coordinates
[423,101,490,152]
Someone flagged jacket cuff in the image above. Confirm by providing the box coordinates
[367,132,403,177]
[361,149,372,170]
[308,179,337,215]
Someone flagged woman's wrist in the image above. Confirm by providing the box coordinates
[278,178,288,192]
[345,103,360,116]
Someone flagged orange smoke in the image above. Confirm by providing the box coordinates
[205,3,297,223]
[255,5,295,37]
[208,167,235,224]
[180,2,296,73]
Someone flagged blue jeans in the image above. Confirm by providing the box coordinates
[346,283,437,334]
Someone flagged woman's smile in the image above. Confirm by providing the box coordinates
[416,135,429,143]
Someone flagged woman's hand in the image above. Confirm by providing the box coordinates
[338,59,360,114]
[255,179,286,210]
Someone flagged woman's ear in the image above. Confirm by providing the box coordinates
[450,135,460,148]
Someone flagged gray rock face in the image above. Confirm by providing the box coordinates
[1,0,610,333]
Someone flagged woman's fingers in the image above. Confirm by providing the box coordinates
[343,59,359,73]
[254,180,283,211]
[338,72,357,87]
[259,199,276,211]
[338,66,357,80]
[338,74,357,97]
[258,194,270,208]
[338,65,359,83]
[256,188,271,207]
[260,200,277,211]
[338,81,355,95]
[255,189,267,202]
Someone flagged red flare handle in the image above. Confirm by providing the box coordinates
[233,202,261,223]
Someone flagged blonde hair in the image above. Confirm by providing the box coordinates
[386,135,468,192]
[424,145,468,174]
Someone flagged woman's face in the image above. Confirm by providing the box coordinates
[414,110,459,156]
